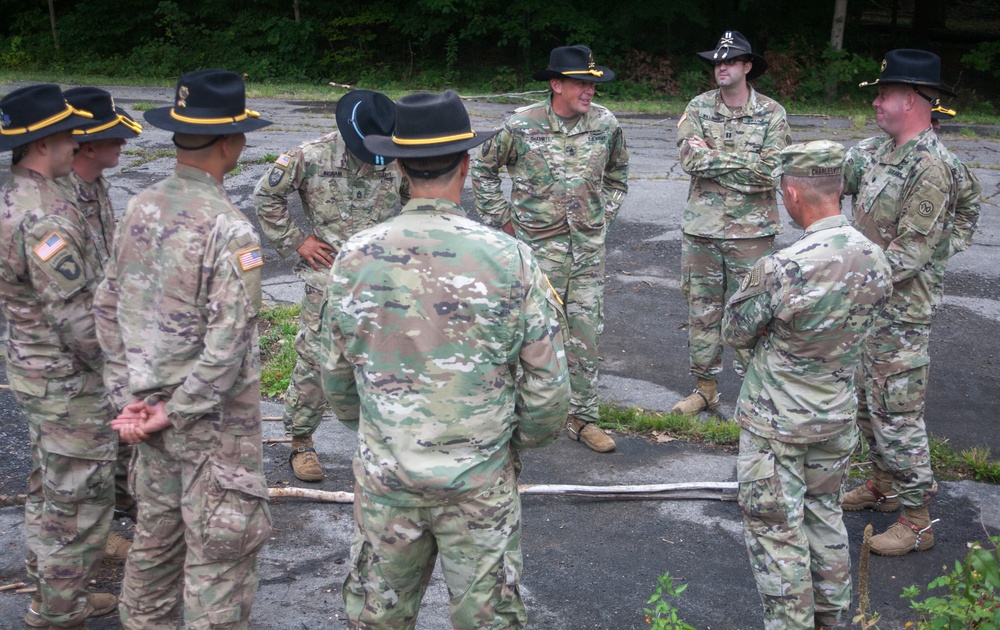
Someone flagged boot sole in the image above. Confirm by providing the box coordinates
[871,542,934,557]
[843,502,900,512]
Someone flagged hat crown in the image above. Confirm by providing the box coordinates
[779,140,846,177]
[172,69,248,118]
[393,90,473,145]
[64,87,116,121]
[1,84,74,132]
[533,44,615,82]
[711,30,753,57]
[879,48,941,85]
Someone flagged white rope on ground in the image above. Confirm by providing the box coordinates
[268,481,737,505]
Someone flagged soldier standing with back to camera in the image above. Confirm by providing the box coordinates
[94,69,273,628]
[253,90,407,482]
[323,90,570,628]
[673,30,791,416]
[725,141,891,630]
[841,49,974,556]
[472,44,628,453]
[1,85,119,630]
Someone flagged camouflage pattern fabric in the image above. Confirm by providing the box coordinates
[676,87,790,379]
[94,163,271,628]
[844,133,980,257]
[724,215,891,629]
[55,169,136,513]
[252,133,406,437]
[737,427,858,630]
[848,127,966,508]
[683,235,774,378]
[470,96,628,423]
[1,166,117,627]
[321,197,569,625]
[344,474,526,629]
[724,215,892,442]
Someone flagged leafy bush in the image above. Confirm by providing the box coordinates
[903,537,1000,629]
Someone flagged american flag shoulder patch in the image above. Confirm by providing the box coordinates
[275,154,291,167]
[238,247,264,271]
[34,232,68,261]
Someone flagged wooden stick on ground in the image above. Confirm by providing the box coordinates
[0,581,26,592]
[262,438,292,444]
[268,481,737,505]
[0,494,27,507]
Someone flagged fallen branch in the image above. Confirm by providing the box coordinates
[15,587,36,594]
[0,582,26,592]
[268,481,737,505]
[263,438,292,444]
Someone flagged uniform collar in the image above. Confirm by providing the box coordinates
[882,126,936,166]
[715,86,760,118]
[803,214,849,235]
[545,96,590,134]
[401,197,465,217]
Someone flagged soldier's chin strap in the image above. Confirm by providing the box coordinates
[912,86,937,104]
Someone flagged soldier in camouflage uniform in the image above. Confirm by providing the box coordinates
[0,85,119,630]
[252,90,406,481]
[471,45,627,453]
[93,70,273,629]
[674,31,791,416]
[840,50,976,557]
[322,90,570,628]
[724,141,892,630]
[57,87,143,532]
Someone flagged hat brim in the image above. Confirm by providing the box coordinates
[0,112,94,151]
[143,106,272,135]
[335,91,395,165]
[858,78,957,98]
[74,107,142,142]
[532,67,615,83]
[696,51,768,81]
[363,128,500,159]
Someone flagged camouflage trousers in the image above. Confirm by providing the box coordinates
[12,370,116,628]
[737,427,857,630]
[120,424,272,630]
[343,469,526,629]
[283,282,328,438]
[681,234,774,379]
[535,247,604,423]
[857,320,937,508]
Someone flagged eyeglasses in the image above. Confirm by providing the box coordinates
[714,57,749,67]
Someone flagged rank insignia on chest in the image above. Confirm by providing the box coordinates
[33,232,68,261]
[238,247,264,271]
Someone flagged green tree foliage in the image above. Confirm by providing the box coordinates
[0,0,997,108]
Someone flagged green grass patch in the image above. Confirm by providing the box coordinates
[597,402,740,446]
[259,303,301,399]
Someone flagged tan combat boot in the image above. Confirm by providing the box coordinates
[670,378,720,415]
[290,435,324,482]
[103,531,132,564]
[566,417,616,453]
[24,591,118,628]
[870,505,936,557]
[842,466,900,512]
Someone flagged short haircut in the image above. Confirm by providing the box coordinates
[783,174,843,202]
[11,145,28,165]
[399,152,465,181]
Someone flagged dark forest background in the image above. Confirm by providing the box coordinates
[2,0,999,110]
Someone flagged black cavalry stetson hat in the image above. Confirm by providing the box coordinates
[64,87,142,142]
[144,69,272,135]
[696,30,768,81]
[0,84,95,151]
[532,45,615,83]
[335,90,397,166]
[363,90,498,159]
[859,49,956,97]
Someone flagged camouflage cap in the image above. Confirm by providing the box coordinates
[775,140,845,178]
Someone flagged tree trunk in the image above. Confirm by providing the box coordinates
[48,0,59,51]
[826,0,848,100]
[293,0,300,23]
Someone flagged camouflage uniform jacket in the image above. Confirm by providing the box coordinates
[847,128,959,324]
[844,133,980,258]
[0,166,107,385]
[252,131,407,288]
[55,171,115,264]
[723,215,892,443]
[321,198,570,507]
[470,97,629,255]
[94,164,263,434]
[677,87,791,239]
